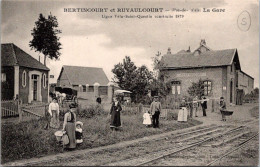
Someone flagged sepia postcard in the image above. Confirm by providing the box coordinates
[1,0,259,166]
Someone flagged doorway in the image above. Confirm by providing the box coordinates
[32,74,39,101]
[230,81,233,103]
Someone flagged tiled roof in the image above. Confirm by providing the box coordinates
[1,43,49,71]
[60,65,109,86]
[161,48,237,69]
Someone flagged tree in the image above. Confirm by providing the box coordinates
[30,13,62,65]
[149,51,171,97]
[112,56,153,102]
[187,79,204,98]
[132,65,153,102]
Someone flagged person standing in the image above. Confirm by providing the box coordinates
[48,97,60,129]
[62,103,77,149]
[110,96,122,130]
[219,97,226,121]
[143,110,152,127]
[188,97,193,119]
[193,96,199,117]
[96,96,102,104]
[150,96,162,128]
[178,98,188,122]
[201,96,207,116]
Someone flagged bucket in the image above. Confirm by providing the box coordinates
[54,131,63,142]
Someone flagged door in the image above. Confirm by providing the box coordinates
[33,80,37,100]
[32,75,38,101]
[230,81,233,103]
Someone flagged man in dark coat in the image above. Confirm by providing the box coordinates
[201,96,207,116]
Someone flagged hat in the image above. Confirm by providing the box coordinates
[76,121,83,126]
[220,97,224,99]
[69,103,76,108]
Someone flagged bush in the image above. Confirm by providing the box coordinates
[1,118,61,163]
[76,104,106,118]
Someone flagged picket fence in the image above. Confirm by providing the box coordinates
[1,100,48,122]
[1,100,19,117]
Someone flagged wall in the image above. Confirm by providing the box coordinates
[237,71,254,94]
[18,66,29,103]
[1,66,14,100]
[57,70,70,87]
[19,66,49,103]
[163,67,224,99]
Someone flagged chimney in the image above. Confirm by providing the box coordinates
[187,46,191,52]
[200,39,206,46]
[167,47,171,54]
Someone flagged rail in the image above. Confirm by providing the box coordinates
[206,132,259,166]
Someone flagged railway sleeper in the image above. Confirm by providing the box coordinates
[175,129,222,144]
[211,131,251,147]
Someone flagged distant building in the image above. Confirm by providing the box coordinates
[1,43,50,103]
[160,39,254,105]
[57,65,114,103]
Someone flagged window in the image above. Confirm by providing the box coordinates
[171,81,181,95]
[22,71,27,87]
[88,86,94,92]
[203,80,212,96]
[83,85,86,92]
[43,73,47,88]
[1,73,6,82]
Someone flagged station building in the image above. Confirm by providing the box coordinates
[160,40,254,105]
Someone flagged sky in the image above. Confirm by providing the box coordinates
[1,0,259,87]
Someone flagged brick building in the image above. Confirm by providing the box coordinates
[1,43,49,103]
[160,40,254,105]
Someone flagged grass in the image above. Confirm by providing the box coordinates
[1,107,202,164]
[249,105,259,118]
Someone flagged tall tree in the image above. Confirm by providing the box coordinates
[112,56,153,102]
[30,13,62,65]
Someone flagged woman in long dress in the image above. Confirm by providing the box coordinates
[62,103,76,149]
[110,96,122,130]
[48,97,60,129]
[178,98,188,122]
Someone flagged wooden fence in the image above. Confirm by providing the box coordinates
[1,100,49,122]
[1,100,19,117]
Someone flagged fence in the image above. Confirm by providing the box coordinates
[22,104,48,117]
[1,99,49,122]
[1,100,19,117]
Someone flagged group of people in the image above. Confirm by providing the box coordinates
[178,96,208,122]
[48,97,83,150]
[47,94,228,150]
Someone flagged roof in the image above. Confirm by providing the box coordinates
[115,90,132,94]
[1,43,49,71]
[161,48,239,69]
[58,65,110,86]
[240,70,254,80]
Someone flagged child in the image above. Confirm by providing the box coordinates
[75,121,83,144]
[143,110,152,127]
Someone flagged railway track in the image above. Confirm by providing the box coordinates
[206,132,259,166]
[104,119,259,166]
